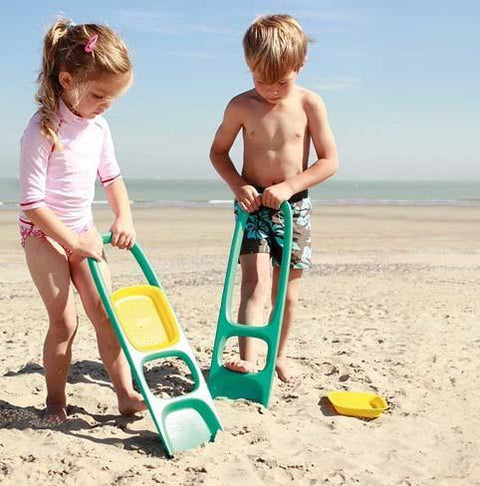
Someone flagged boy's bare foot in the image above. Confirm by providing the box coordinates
[118,392,147,416]
[225,359,256,374]
[44,404,68,424]
[275,357,294,383]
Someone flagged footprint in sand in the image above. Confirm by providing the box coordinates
[326,471,347,485]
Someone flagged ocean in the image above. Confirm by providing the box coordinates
[1,178,480,208]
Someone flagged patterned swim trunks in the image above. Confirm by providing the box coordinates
[234,191,312,270]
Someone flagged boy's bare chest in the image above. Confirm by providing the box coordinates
[243,106,308,148]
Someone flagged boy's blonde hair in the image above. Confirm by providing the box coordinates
[243,14,308,84]
[36,18,131,149]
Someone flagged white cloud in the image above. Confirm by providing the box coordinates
[310,76,361,92]
[336,50,367,58]
[113,10,182,34]
[113,9,236,36]
[295,10,367,22]
[167,51,217,60]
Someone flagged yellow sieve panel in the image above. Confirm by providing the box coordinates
[111,286,180,352]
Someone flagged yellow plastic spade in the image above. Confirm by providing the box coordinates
[327,391,388,419]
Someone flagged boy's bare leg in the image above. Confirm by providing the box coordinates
[69,249,146,415]
[271,267,303,382]
[24,237,79,423]
[226,253,271,373]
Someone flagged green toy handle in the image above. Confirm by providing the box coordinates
[87,235,223,454]
[208,200,293,406]
[220,201,293,324]
[87,234,173,430]
[89,233,162,290]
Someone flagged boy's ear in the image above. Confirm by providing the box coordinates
[298,56,307,72]
[297,56,307,74]
[58,71,73,90]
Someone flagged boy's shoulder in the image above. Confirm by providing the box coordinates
[227,89,257,108]
[222,90,257,122]
[296,86,326,111]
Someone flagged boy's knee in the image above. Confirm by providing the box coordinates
[284,293,299,310]
[284,282,301,309]
[241,278,270,304]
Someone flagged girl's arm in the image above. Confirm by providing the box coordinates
[104,178,135,249]
[23,206,103,260]
[98,119,134,249]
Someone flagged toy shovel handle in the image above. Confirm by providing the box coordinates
[88,233,161,289]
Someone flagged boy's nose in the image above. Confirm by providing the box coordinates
[266,85,279,95]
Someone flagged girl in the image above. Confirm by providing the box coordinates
[19,19,145,422]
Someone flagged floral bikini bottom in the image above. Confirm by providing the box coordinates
[19,218,93,257]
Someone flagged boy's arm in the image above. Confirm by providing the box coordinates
[262,93,338,208]
[210,98,261,212]
[104,178,135,249]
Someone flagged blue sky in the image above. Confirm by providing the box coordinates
[1,0,479,180]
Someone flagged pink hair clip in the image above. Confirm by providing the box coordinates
[84,34,98,53]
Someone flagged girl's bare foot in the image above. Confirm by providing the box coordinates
[44,403,68,424]
[118,391,147,416]
[275,357,294,383]
[225,359,256,374]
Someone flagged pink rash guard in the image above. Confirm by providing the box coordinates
[19,98,122,241]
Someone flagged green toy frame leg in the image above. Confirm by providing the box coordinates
[88,235,222,457]
[208,202,293,407]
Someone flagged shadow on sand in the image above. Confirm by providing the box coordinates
[0,358,209,457]
[4,360,113,390]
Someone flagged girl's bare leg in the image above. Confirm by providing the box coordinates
[24,236,78,422]
[69,247,145,415]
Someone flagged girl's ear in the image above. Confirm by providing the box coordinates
[58,71,73,90]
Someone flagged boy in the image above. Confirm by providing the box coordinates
[210,14,338,382]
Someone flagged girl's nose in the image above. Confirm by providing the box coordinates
[101,100,113,110]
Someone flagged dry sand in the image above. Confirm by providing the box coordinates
[1,205,480,485]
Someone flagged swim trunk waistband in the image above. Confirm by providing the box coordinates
[254,186,309,204]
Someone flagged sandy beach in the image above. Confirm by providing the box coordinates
[1,205,480,485]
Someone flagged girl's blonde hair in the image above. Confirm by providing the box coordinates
[36,18,131,149]
[243,15,308,84]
